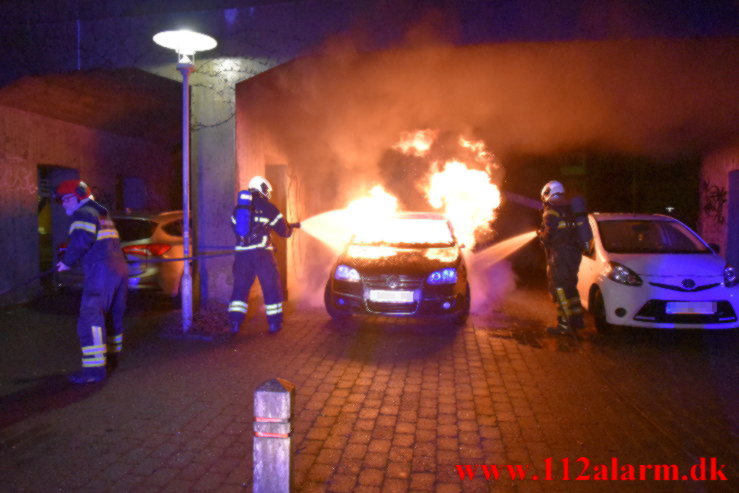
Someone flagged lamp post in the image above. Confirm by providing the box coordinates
[153,29,217,332]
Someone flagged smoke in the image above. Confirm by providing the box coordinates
[237,22,738,307]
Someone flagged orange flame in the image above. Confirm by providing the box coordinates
[425,160,501,248]
[393,129,438,157]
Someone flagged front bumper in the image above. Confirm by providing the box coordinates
[599,278,739,329]
[328,276,466,317]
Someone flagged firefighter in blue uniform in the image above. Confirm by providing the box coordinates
[228,176,297,334]
[55,179,128,383]
[538,180,591,335]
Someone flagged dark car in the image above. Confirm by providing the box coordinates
[324,212,470,323]
[56,210,186,297]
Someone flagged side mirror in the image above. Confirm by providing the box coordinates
[709,243,721,254]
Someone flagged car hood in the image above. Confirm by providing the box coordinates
[607,253,726,277]
[338,245,461,275]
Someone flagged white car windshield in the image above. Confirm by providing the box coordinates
[597,220,711,254]
[352,217,455,248]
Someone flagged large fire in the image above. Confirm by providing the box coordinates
[425,160,501,248]
[299,130,502,256]
[392,129,438,157]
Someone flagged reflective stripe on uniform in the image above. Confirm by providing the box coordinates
[557,221,568,229]
[96,229,120,240]
[81,344,107,355]
[269,213,283,227]
[234,237,268,250]
[107,334,123,353]
[229,300,248,313]
[70,220,97,234]
[82,355,106,367]
[265,302,283,316]
[255,217,270,224]
[555,288,571,316]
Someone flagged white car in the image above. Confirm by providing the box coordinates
[577,213,738,332]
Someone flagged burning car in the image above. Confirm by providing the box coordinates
[323,212,470,322]
[578,213,738,332]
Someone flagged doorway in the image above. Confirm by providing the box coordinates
[38,165,79,283]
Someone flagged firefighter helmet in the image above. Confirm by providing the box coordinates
[540,180,565,202]
[248,176,273,199]
[54,179,91,202]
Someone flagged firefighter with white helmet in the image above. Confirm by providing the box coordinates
[54,179,128,383]
[538,180,592,334]
[228,176,298,334]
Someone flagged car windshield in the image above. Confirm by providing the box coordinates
[114,218,156,242]
[597,219,711,254]
[352,217,455,248]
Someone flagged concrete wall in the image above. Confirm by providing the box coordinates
[699,147,739,262]
[0,104,174,304]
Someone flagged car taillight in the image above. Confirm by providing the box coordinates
[122,244,172,256]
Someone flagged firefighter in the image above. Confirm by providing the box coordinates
[537,180,591,335]
[228,176,297,334]
[55,179,128,383]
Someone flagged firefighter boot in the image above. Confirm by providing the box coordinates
[69,367,106,384]
[230,321,240,334]
[546,317,572,335]
[268,322,282,334]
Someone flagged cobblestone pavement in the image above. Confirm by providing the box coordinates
[0,288,737,492]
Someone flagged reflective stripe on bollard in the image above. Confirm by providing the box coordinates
[253,378,294,493]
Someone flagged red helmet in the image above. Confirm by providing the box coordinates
[54,179,91,202]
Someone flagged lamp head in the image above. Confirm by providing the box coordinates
[153,30,217,65]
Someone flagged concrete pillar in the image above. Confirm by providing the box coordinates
[253,378,294,493]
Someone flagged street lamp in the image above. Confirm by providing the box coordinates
[154,29,217,332]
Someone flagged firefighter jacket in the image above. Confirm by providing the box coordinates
[231,192,292,250]
[62,198,127,273]
[538,197,580,252]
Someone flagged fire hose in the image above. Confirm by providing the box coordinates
[0,222,302,297]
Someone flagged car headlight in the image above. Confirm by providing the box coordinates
[334,265,360,282]
[724,264,738,287]
[427,267,458,284]
[605,262,642,286]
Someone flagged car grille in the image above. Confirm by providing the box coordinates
[366,301,419,314]
[634,300,737,324]
[363,274,423,290]
[648,282,721,292]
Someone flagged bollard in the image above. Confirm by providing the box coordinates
[253,378,295,493]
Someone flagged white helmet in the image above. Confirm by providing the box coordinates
[540,180,565,202]
[248,176,273,199]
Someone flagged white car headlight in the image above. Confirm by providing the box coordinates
[334,264,360,282]
[427,267,457,284]
[606,262,643,286]
[724,264,738,287]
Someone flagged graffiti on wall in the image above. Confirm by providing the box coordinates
[701,181,727,225]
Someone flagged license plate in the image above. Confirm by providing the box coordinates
[665,301,716,315]
[368,289,414,303]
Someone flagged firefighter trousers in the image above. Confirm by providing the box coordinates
[228,249,284,327]
[546,247,584,330]
[78,262,128,370]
